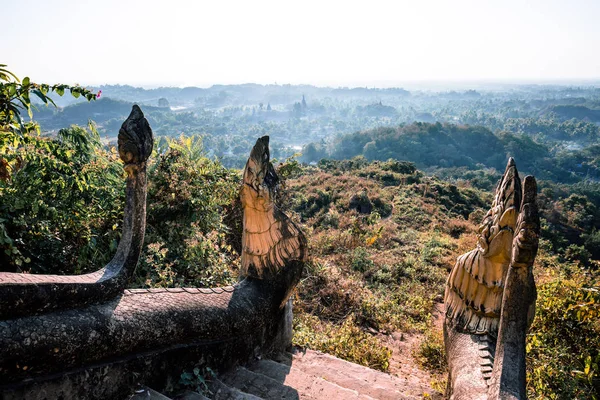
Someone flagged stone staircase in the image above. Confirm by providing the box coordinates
[129,348,438,400]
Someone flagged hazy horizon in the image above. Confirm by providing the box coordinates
[93,77,600,91]
[3,0,600,88]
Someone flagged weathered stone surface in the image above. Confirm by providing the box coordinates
[219,366,299,399]
[289,349,418,400]
[208,378,263,400]
[443,159,540,400]
[129,386,173,400]
[175,391,210,400]
[118,104,154,168]
[114,343,443,399]
[443,329,494,400]
[488,176,539,400]
[247,359,370,399]
[444,158,521,338]
[0,281,281,382]
[1,337,265,400]
[271,298,294,352]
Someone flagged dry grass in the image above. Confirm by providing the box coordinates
[286,163,490,370]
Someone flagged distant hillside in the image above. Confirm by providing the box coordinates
[36,98,165,133]
[76,84,411,107]
[302,122,600,183]
[550,105,600,122]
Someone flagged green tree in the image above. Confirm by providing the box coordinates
[0,124,123,273]
[0,65,105,272]
[158,97,170,108]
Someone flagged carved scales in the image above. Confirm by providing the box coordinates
[240,136,307,279]
[444,159,522,336]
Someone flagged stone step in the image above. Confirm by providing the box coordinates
[270,351,293,367]
[289,349,424,400]
[207,378,264,400]
[128,386,173,400]
[175,390,210,400]
[219,366,298,399]
[247,359,374,400]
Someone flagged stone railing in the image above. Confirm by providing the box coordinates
[0,106,307,400]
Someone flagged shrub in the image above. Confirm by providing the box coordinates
[134,137,240,288]
[351,246,373,272]
[527,275,600,399]
[415,329,447,374]
[564,244,592,266]
[0,125,123,273]
[582,230,600,261]
[296,262,365,323]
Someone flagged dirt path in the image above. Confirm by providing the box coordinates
[376,303,446,399]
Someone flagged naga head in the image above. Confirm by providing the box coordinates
[476,158,522,264]
[444,160,540,399]
[444,158,526,336]
[118,105,154,174]
[240,136,279,212]
[511,175,540,269]
[240,136,307,288]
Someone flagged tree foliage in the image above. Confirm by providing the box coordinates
[0,64,98,135]
[0,65,104,272]
[0,125,123,273]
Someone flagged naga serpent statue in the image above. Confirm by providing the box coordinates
[444,158,540,400]
[0,106,307,399]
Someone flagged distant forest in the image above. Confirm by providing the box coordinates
[302,122,600,184]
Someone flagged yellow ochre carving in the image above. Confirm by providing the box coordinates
[444,158,522,336]
[240,136,307,279]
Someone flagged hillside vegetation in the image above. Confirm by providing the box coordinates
[283,158,599,399]
[1,127,598,398]
[302,122,600,184]
[2,68,599,399]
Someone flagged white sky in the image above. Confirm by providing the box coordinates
[2,0,599,87]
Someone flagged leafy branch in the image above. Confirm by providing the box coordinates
[0,64,99,135]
